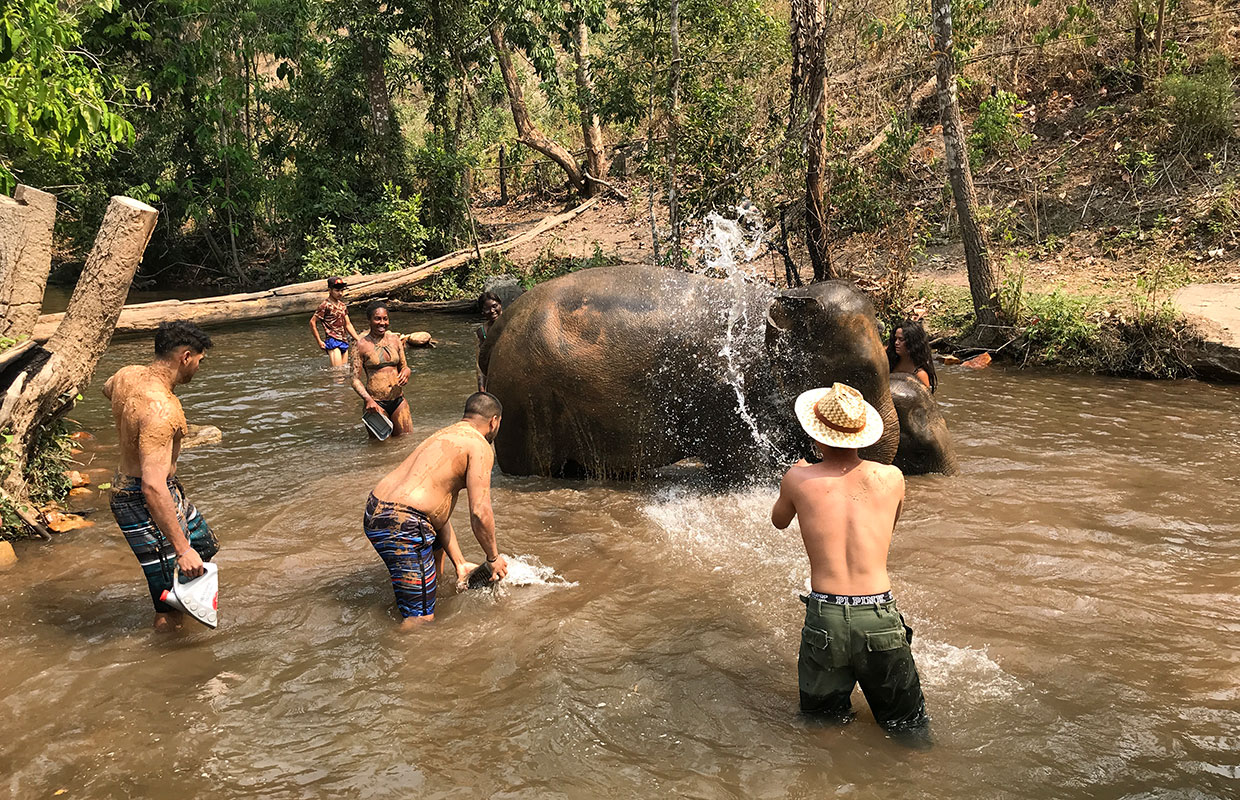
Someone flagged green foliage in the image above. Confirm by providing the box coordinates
[597,0,786,211]
[969,90,1029,167]
[875,112,919,177]
[1032,0,1098,46]
[522,242,617,288]
[1,421,74,540]
[1162,55,1234,146]
[411,136,472,255]
[299,183,429,280]
[0,0,140,192]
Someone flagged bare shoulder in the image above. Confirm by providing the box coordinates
[870,462,906,492]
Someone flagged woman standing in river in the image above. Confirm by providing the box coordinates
[351,301,413,437]
[475,291,503,392]
[887,319,937,393]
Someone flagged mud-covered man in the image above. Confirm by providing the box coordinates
[363,392,509,628]
[103,321,218,631]
[771,382,929,734]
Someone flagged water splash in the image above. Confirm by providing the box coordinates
[496,554,577,588]
[690,203,782,461]
[690,202,768,278]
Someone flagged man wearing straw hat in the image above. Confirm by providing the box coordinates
[771,382,929,732]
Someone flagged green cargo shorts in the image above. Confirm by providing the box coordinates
[798,593,928,730]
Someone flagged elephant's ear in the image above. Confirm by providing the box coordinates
[765,295,818,349]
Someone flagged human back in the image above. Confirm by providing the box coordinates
[785,459,903,596]
[106,365,188,480]
[372,421,488,528]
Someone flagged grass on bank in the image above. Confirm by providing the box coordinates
[893,260,1202,380]
[1,421,76,541]
[415,243,620,302]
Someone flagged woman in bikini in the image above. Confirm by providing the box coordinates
[351,301,414,437]
[886,319,938,393]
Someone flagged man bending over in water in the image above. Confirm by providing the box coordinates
[364,392,510,628]
[103,321,219,631]
[771,382,929,733]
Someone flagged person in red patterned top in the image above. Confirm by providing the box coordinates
[309,277,359,367]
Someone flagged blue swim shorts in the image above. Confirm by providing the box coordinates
[325,336,349,352]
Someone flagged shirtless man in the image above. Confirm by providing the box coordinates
[103,321,218,631]
[351,300,413,437]
[310,276,360,367]
[771,382,928,731]
[363,392,509,628]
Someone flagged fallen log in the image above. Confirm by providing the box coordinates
[31,197,600,342]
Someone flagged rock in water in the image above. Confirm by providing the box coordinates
[0,541,17,570]
[401,331,438,349]
[183,424,222,449]
[466,561,497,590]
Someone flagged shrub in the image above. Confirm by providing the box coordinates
[969,90,1029,167]
[1163,54,1235,145]
[298,183,429,280]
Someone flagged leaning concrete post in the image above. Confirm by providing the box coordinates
[0,186,58,340]
[1,196,157,508]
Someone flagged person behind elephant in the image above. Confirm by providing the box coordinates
[475,291,502,392]
[771,382,929,734]
[363,392,509,628]
[351,301,413,437]
[887,319,937,392]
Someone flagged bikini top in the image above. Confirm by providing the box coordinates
[363,337,401,371]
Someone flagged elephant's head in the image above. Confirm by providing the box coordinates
[889,374,959,475]
[764,281,898,463]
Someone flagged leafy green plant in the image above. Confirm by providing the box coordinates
[299,183,429,280]
[968,90,1029,167]
[1162,54,1234,146]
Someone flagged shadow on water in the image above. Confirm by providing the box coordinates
[1,308,1239,798]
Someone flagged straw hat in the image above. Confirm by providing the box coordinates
[794,383,884,449]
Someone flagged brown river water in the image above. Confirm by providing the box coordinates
[2,309,1239,799]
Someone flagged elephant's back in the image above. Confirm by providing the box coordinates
[489,266,723,371]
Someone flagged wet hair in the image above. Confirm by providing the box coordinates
[478,291,502,311]
[886,319,937,393]
[463,391,502,419]
[154,321,213,357]
[366,300,389,321]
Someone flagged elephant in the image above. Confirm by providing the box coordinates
[889,375,959,476]
[478,265,924,481]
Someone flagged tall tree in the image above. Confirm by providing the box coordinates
[667,0,682,267]
[490,23,589,196]
[932,0,1001,335]
[0,0,138,193]
[789,0,835,281]
[572,16,609,191]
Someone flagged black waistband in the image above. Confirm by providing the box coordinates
[801,590,894,606]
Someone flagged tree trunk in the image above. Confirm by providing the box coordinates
[0,186,57,340]
[490,25,588,196]
[573,19,610,196]
[932,0,1001,335]
[1153,0,1167,78]
[791,0,837,281]
[667,0,683,269]
[1,196,158,512]
[498,144,510,205]
[1133,7,1146,93]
